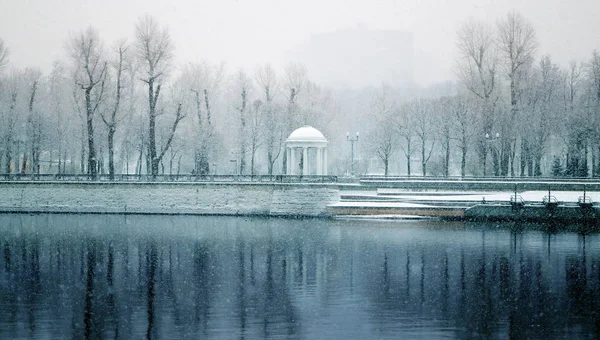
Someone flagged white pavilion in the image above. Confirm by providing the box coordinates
[285,126,328,175]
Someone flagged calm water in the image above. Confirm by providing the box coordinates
[0,214,599,339]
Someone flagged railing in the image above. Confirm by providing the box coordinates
[360,175,600,183]
[0,173,338,183]
[510,195,524,205]
[542,195,559,204]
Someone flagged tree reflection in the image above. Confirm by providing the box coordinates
[146,241,157,340]
[83,240,96,340]
[193,238,211,335]
[0,215,599,339]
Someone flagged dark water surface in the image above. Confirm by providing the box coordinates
[1,214,599,339]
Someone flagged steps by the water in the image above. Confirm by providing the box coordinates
[329,188,600,221]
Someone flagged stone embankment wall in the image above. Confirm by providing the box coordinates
[0,182,340,217]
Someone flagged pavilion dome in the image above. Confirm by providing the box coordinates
[286,126,327,143]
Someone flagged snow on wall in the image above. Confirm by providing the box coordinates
[0,182,340,217]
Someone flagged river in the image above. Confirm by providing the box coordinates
[0,214,599,339]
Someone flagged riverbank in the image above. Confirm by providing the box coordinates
[329,188,600,223]
[2,179,600,222]
[0,181,340,217]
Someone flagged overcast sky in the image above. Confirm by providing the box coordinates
[1,0,599,86]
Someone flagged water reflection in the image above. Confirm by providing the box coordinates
[0,214,599,339]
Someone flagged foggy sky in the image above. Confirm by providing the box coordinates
[1,0,599,86]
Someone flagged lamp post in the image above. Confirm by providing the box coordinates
[485,132,500,176]
[347,131,359,177]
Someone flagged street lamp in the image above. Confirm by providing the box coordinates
[347,131,359,177]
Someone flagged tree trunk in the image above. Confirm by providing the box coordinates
[481,147,487,177]
[136,144,143,176]
[21,150,28,175]
[239,88,247,175]
[57,143,62,175]
[28,81,40,176]
[204,89,211,126]
[461,148,467,177]
[148,80,159,177]
[421,139,427,176]
[534,155,542,176]
[510,139,517,177]
[384,158,389,176]
[591,142,597,177]
[251,146,256,176]
[520,138,527,176]
[106,47,124,180]
[85,88,97,179]
[3,92,17,174]
[406,140,412,177]
[444,134,450,177]
[268,152,274,175]
[4,139,11,174]
[108,126,115,180]
[596,145,600,177]
[281,150,287,175]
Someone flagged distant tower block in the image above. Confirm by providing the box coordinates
[285,126,328,175]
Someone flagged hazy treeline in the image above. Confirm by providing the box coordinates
[366,11,600,177]
[0,15,338,178]
[1,11,599,178]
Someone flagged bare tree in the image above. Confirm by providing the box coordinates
[411,99,436,176]
[397,102,417,176]
[185,61,224,175]
[248,99,264,175]
[0,38,10,171]
[256,64,277,103]
[298,81,336,128]
[587,51,600,175]
[497,11,538,176]
[448,95,476,177]
[48,61,70,174]
[0,37,9,70]
[22,68,42,175]
[520,56,563,176]
[233,70,250,174]
[567,61,583,108]
[101,40,128,180]
[589,50,600,104]
[2,71,19,174]
[67,26,107,179]
[281,62,308,173]
[367,84,397,176]
[284,63,307,110]
[455,19,498,175]
[368,122,397,176]
[135,15,176,177]
[256,64,284,175]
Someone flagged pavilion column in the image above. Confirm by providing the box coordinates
[290,147,296,175]
[316,147,322,175]
[302,147,308,175]
[323,148,328,175]
[286,147,291,175]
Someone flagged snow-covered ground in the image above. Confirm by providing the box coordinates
[379,191,597,203]
[329,201,436,208]
[341,189,596,203]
